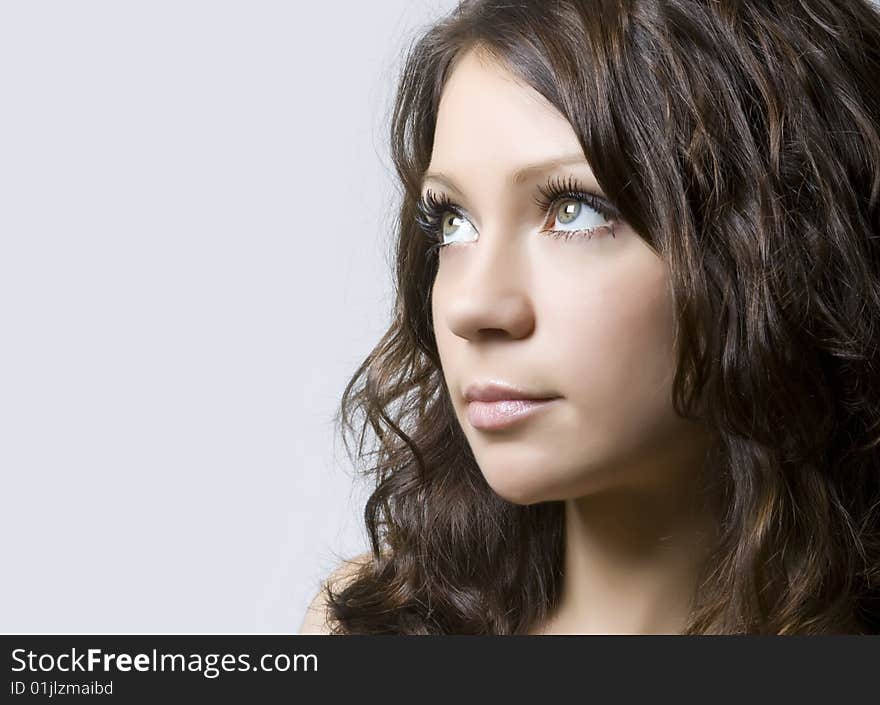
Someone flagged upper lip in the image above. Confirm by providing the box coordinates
[463,380,560,403]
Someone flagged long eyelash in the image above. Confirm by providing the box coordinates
[415,188,459,257]
[533,174,622,242]
[415,175,623,256]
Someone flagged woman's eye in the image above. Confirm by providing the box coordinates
[551,198,612,231]
[418,186,617,252]
[440,211,478,244]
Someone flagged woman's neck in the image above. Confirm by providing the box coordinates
[533,466,717,635]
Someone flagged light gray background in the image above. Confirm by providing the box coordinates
[0,0,456,633]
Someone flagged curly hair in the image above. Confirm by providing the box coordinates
[323,0,880,634]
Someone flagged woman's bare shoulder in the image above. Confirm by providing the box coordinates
[298,551,373,635]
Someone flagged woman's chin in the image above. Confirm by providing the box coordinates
[481,469,561,506]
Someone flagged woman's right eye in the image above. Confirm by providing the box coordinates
[416,190,478,249]
[438,211,478,245]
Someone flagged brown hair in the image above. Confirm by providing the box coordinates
[325,0,880,634]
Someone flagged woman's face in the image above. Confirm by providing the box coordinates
[427,48,711,505]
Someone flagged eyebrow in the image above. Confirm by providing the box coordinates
[421,153,594,195]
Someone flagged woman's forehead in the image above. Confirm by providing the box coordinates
[429,50,586,188]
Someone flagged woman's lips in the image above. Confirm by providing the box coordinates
[466,397,560,431]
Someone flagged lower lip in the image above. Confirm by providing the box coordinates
[466,398,560,431]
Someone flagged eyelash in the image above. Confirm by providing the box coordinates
[415,174,621,256]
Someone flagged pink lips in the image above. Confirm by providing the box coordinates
[463,381,561,431]
[466,398,560,430]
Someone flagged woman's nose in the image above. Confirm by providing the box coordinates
[441,231,536,342]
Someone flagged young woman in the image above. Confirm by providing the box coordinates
[300,0,880,634]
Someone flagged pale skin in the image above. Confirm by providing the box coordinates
[299,553,370,635]
[301,46,718,635]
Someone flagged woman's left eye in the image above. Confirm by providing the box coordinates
[547,197,614,233]
[534,176,621,241]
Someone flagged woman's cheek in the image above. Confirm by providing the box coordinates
[544,248,677,443]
